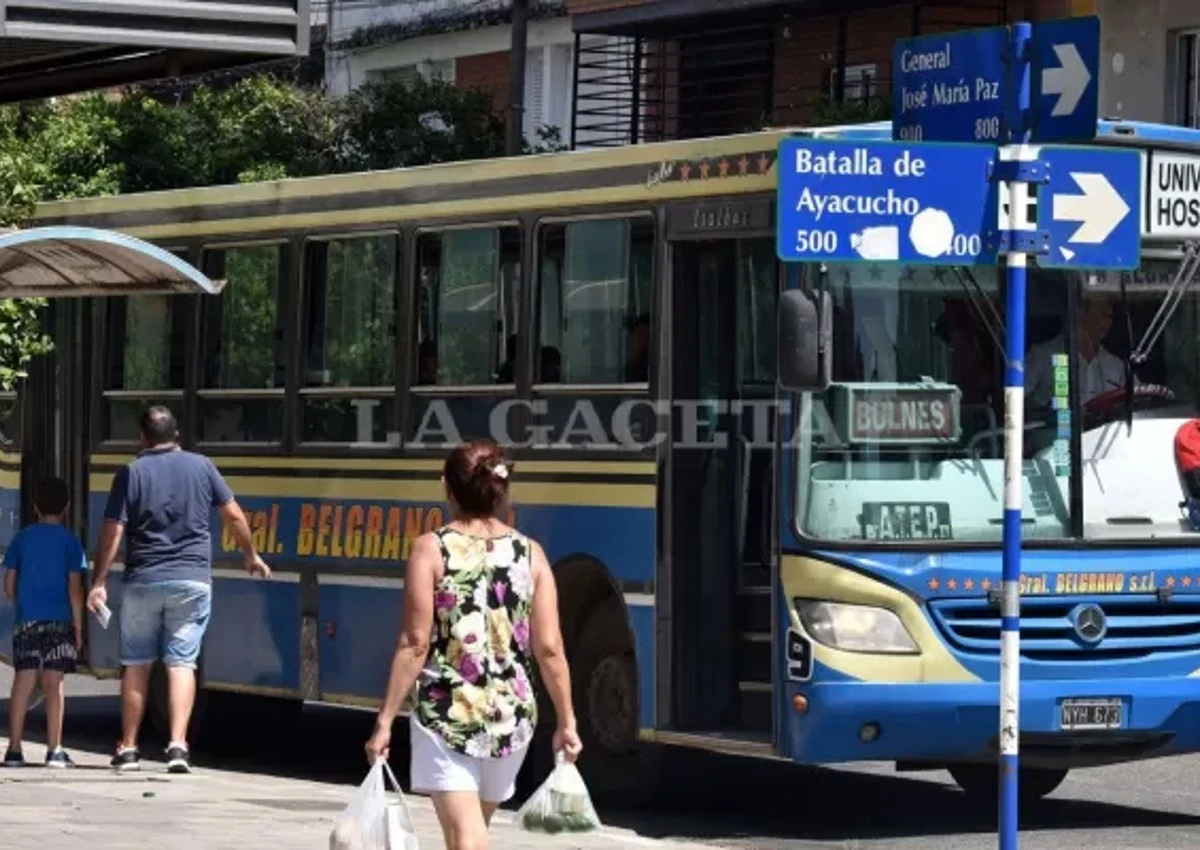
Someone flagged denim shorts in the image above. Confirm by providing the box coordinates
[119,580,212,669]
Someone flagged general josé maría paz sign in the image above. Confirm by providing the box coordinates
[776,137,999,266]
[891,16,1100,144]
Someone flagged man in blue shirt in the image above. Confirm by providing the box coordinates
[87,406,270,774]
[2,477,87,768]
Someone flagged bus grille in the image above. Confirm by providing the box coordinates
[928,595,1200,661]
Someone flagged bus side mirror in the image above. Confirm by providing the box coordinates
[777,288,832,392]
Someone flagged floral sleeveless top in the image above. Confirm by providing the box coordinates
[414,527,538,759]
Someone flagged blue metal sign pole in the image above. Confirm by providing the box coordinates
[999,21,1032,850]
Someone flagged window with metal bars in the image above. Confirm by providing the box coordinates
[1179,30,1200,127]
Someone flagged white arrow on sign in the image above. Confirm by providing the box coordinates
[1051,172,1130,246]
[1042,42,1090,117]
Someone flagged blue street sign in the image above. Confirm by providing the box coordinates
[1038,145,1141,270]
[891,26,1010,144]
[775,138,999,266]
[892,15,1100,144]
[1030,16,1100,143]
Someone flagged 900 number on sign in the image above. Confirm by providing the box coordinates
[795,230,837,253]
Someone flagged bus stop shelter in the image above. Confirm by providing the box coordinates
[0,0,310,102]
[0,226,224,296]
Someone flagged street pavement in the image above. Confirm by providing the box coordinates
[2,742,707,850]
[0,667,712,850]
[7,665,1200,849]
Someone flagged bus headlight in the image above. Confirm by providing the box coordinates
[794,600,919,654]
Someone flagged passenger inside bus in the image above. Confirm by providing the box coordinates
[933,298,998,409]
[1026,292,1128,410]
[625,313,650,382]
[416,339,438,385]
[540,346,562,383]
[496,334,518,383]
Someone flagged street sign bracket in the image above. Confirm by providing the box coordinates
[988,229,1050,255]
[990,160,1050,184]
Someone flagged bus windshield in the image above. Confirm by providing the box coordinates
[797,262,1072,544]
[1075,260,1200,540]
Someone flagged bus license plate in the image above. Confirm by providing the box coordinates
[1060,698,1122,730]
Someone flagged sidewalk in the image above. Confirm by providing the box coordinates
[1,742,722,850]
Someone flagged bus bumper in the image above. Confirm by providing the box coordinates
[787,678,1200,768]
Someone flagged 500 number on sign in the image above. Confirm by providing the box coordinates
[795,230,838,253]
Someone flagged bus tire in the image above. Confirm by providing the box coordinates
[566,599,664,802]
[948,763,1069,804]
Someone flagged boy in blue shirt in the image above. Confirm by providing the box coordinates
[2,477,87,767]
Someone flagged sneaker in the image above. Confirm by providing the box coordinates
[2,748,24,767]
[45,748,73,769]
[165,744,191,774]
[111,746,140,772]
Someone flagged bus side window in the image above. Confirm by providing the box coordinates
[409,225,521,447]
[301,233,399,446]
[101,274,189,444]
[534,216,655,448]
[198,244,288,444]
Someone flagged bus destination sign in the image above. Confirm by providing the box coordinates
[861,501,953,540]
[830,382,962,444]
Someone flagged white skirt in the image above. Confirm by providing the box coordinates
[409,720,529,804]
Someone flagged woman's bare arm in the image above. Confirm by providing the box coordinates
[529,540,579,743]
[375,532,439,730]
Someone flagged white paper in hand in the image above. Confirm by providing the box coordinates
[93,602,111,630]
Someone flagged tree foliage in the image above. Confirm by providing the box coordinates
[0,73,558,389]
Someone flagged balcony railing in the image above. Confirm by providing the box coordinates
[569,0,1006,149]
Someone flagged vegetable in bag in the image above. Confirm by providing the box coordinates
[517,752,601,834]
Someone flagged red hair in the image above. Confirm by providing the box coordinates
[443,439,512,518]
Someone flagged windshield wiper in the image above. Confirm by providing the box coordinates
[1121,241,1200,433]
[950,266,1006,356]
[1130,241,1200,364]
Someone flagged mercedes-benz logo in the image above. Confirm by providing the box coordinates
[1072,604,1107,644]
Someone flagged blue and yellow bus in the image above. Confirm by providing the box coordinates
[3,117,1200,800]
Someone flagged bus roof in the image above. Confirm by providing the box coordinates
[799,118,1200,150]
[32,118,1200,242]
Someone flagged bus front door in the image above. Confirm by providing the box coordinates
[668,235,777,740]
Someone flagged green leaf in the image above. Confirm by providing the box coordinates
[0,72,517,387]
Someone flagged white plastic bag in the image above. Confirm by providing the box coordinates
[330,761,388,850]
[330,761,421,850]
[516,752,601,834]
[381,760,421,850]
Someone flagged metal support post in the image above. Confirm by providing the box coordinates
[1000,20,1033,850]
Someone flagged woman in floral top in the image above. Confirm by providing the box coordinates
[366,438,582,848]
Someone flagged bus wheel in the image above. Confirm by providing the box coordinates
[569,601,664,802]
[948,763,1069,804]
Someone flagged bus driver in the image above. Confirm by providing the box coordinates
[1025,293,1129,410]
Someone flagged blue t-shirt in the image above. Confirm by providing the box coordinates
[103,447,234,585]
[4,522,87,624]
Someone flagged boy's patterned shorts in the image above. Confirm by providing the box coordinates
[12,621,77,673]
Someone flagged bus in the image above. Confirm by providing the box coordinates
[2,117,1200,801]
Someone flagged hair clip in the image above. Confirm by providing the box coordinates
[493,463,509,480]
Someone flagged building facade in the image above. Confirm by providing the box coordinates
[0,0,310,102]
[323,0,1200,152]
[325,0,576,146]
[564,0,1093,148]
[1098,0,1200,127]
